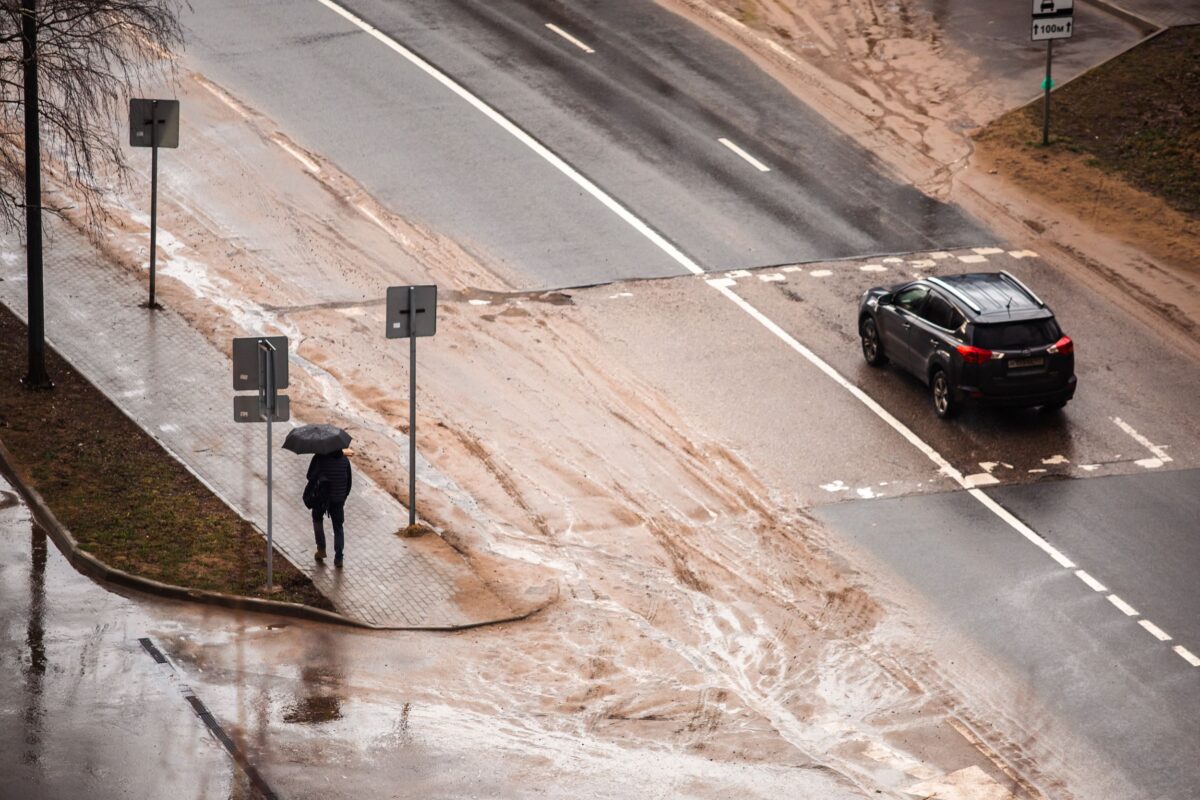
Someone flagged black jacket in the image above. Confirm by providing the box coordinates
[307,452,352,503]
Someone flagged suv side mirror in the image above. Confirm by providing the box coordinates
[877,293,893,306]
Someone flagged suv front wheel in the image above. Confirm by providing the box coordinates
[931,369,958,419]
[860,318,887,366]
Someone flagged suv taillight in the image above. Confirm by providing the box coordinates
[956,344,993,365]
[1047,336,1073,356]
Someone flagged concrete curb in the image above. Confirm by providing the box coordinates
[1080,0,1161,36]
[0,434,548,631]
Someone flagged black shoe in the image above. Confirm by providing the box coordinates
[314,549,326,562]
[334,555,343,568]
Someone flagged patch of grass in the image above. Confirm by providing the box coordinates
[983,26,1199,217]
[0,303,332,610]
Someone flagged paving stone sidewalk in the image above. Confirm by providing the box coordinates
[0,227,515,628]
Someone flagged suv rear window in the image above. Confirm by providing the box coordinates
[972,320,1061,350]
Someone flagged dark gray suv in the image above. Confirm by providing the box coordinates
[858,272,1076,418]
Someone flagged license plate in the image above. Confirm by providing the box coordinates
[1008,357,1044,369]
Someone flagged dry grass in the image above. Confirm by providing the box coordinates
[0,303,332,609]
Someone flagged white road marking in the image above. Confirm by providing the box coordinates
[819,479,849,492]
[908,259,936,268]
[809,269,833,277]
[608,292,633,299]
[316,0,1189,664]
[860,264,886,272]
[1041,454,1069,465]
[929,252,953,260]
[544,23,595,54]
[1107,594,1139,616]
[718,138,771,172]
[468,299,492,306]
[725,269,751,278]
[1008,250,1039,259]
[958,254,988,264]
[972,247,1005,255]
[1175,646,1200,667]
[1139,620,1173,642]
[881,257,904,264]
[1080,464,1100,471]
[1075,570,1107,592]
[782,266,803,273]
[963,473,1000,488]
[856,487,878,499]
[269,135,321,173]
[1112,417,1172,467]
[758,273,785,282]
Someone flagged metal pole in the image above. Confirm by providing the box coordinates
[408,287,417,528]
[1042,39,1053,146]
[21,0,51,389]
[261,340,276,592]
[148,100,159,308]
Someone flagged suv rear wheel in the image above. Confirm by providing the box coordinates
[931,369,958,419]
[860,318,887,367]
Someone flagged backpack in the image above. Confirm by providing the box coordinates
[303,474,332,513]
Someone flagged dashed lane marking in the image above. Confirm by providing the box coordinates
[1176,646,1200,667]
[1008,250,1039,259]
[545,23,595,54]
[313,0,1194,669]
[972,247,1005,255]
[718,137,771,172]
[1139,620,1173,642]
[758,273,785,282]
[1075,570,1107,592]
[1107,594,1139,616]
[957,254,988,264]
[809,269,832,277]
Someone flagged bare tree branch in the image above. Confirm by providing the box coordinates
[0,0,186,231]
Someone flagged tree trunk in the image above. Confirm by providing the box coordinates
[22,0,52,389]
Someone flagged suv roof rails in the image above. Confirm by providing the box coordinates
[926,276,982,313]
[999,271,1045,307]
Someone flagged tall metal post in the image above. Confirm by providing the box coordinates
[408,286,417,528]
[260,340,276,591]
[21,0,51,389]
[147,100,160,308]
[1042,39,1054,146]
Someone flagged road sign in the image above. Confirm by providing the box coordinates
[1032,0,1073,15]
[1033,17,1074,40]
[232,336,290,390]
[386,285,438,339]
[128,99,180,149]
[234,394,290,423]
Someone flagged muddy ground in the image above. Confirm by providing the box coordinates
[9,0,1193,797]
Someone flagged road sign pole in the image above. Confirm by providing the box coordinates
[260,340,276,592]
[148,100,159,309]
[408,286,417,528]
[1043,38,1054,145]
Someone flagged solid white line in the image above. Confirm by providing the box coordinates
[545,23,595,54]
[1107,594,1139,616]
[1175,646,1200,667]
[718,138,771,172]
[1112,417,1173,463]
[1139,619,1173,642]
[1075,570,1107,592]
[313,0,704,278]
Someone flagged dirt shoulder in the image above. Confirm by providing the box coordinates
[661,2,1200,354]
[0,304,332,609]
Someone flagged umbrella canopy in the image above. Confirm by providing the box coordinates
[282,424,352,455]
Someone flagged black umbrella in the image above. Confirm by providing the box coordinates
[282,424,352,455]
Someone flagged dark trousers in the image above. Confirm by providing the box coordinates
[312,501,345,558]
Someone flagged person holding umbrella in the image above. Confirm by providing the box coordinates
[284,424,354,567]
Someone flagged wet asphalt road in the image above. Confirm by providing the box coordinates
[182,0,985,289]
